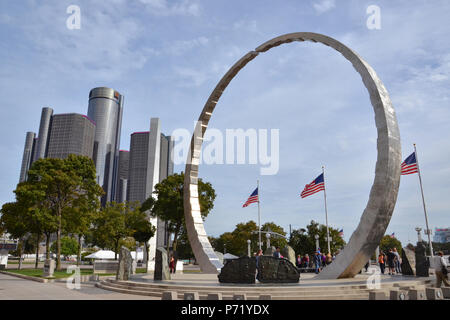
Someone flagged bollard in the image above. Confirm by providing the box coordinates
[259,294,272,300]
[162,291,178,300]
[441,287,450,299]
[425,288,443,300]
[408,289,426,300]
[369,291,387,300]
[184,292,200,300]
[207,293,222,300]
[233,294,247,300]
[389,290,408,300]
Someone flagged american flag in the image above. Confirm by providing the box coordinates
[338,229,344,237]
[300,173,325,198]
[401,152,419,175]
[243,188,258,207]
[390,232,395,239]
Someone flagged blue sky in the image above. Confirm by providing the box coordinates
[1,0,449,248]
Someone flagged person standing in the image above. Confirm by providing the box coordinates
[434,251,450,288]
[314,251,322,274]
[169,256,175,274]
[255,249,263,281]
[386,249,396,275]
[303,254,310,268]
[393,248,402,274]
[273,247,281,258]
[378,251,386,274]
[296,254,302,268]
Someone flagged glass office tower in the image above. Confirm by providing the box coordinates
[87,87,124,205]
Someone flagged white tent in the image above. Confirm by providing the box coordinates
[223,253,239,260]
[85,250,144,261]
[85,250,116,259]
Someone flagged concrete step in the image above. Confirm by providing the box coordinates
[96,282,369,300]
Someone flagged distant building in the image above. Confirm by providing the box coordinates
[434,228,450,243]
[19,132,36,182]
[19,109,96,182]
[116,150,129,204]
[46,113,95,159]
[127,118,174,264]
[87,87,124,205]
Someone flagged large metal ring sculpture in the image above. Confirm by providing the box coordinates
[183,32,401,278]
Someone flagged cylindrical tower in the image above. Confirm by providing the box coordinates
[34,107,53,162]
[19,131,36,182]
[87,87,123,205]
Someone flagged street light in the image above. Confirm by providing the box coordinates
[247,239,251,257]
[266,233,271,249]
[315,234,319,252]
[415,227,422,242]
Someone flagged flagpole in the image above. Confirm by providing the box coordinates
[414,144,434,257]
[322,166,331,254]
[257,179,262,251]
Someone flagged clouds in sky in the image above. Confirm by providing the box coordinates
[0,0,449,248]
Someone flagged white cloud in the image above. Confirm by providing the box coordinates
[139,0,201,16]
[313,0,336,14]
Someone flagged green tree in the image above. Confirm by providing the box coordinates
[26,155,103,270]
[0,202,28,269]
[146,172,216,254]
[90,202,137,259]
[289,228,315,256]
[261,222,288,250]
[126,206,156,268]
[379,235,402,255]
[302,220,346,255]
[14,181,59,266]
[50,236,79,259]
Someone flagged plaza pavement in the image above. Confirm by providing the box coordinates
[0,272,159,300]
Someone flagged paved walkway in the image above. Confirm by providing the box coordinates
[0,273,158,300]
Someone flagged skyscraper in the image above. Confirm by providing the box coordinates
[33,107,53,162]
[87,87,124,205]
[127,118,174,265]
[19,131,36,182]
[46,113,96,159]
[116,150,129,203]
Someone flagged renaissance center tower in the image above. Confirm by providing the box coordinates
[88,87,124,205]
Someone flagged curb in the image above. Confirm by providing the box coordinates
[0,270,50,283]
[0,270,115,283]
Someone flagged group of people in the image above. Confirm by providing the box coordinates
[312,250,333,274]
[378,248,402,275]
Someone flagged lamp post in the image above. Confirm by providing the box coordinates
[266,233,271,250]
[247,239,251,257]
[315,234,320,252]
[415,227,422,243]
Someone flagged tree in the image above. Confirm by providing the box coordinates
[126,204,156,268]
[379,235,402,255]
[89,202,137,259]
[26,155,103,270]
[0,202,28,269]
[261,222,288,250]
[289,221,346,256]
[147,172,216,254]
[14,181,58,266]
[51,236,79,259]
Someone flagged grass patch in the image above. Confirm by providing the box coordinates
[6,268,95,279]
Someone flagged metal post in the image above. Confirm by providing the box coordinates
[322,166,331,254]
[414,144,434,257]
[315,234,319,252]
[247,240,251,257]
[257,179,262,251]
[266,233,270,250]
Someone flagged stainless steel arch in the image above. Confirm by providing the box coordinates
[183,32,401,278]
